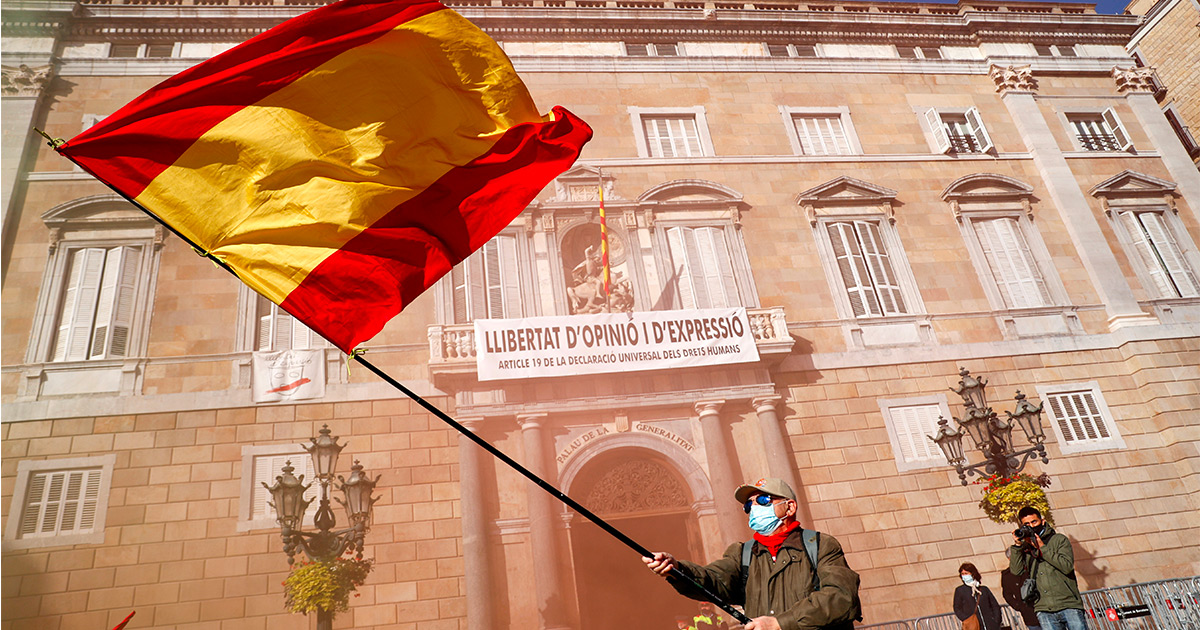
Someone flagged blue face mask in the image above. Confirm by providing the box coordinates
[748,503,783,535]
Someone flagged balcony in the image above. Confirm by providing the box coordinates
[428,306,794,386]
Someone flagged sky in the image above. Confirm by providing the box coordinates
[916,0,1132,13]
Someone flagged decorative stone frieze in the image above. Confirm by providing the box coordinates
[1,64,53,97]
[988,64,1036,95]
[1111,66,1159,93]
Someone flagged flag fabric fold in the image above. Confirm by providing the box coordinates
[59,0,591,353]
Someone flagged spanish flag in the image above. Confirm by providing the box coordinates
[58,0,591,353]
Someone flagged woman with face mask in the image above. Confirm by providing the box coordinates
[954,562,1002,630]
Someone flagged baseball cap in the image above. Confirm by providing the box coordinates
[734,477,796,503]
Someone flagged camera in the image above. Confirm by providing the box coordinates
[1013,524,1041,549]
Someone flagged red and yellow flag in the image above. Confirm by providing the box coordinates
[597,178,611,299]
[59,0,591,353]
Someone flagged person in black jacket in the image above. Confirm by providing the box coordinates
[954,562,1002,630]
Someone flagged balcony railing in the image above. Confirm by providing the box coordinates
[428,306,794,370]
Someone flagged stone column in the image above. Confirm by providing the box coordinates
[1113,67,1200,221]
[990,65,1156,331]
[517,414,570,630]
[2,63,54,239]
[694,400,744,542]
[458,417,494,630]
[751,395,810,525]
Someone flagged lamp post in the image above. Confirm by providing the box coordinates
[928,368,1050,486]
[263,424,380,630]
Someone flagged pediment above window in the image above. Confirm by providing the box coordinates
[795,176,897,225]
[1088,170,1178,213]
[552,164,618,203]
[638,179,743,204]
[42,194,155,228]
[941,173,1036,220]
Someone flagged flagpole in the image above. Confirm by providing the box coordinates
[46,140,754,626]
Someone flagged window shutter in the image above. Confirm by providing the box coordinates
[79,469,102,530]
[827,222,882,317]
[19,472,48,536]
[1119,211,1173,297]
[667,227,696,309]
[482,240,504,319]
[291,315,315,350]
[965,107,994,153]
[451,264,468,323]
[257,314,274,351]
[1102,108,1132,151]
[1137,212,1200,297]
[925,108,952,154]
[975,218,1049,308]
[709,229,741,308]
[54,248,107,362]
[855,221,906,315]
[643,117,667,158]
[90,246,140,359]
[466,251,486,320]
[498,235,521,317]
[253,454,316,522]
[889,405,944,463]
[1047,391,1108,443]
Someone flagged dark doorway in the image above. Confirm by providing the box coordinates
[572,511,700,630]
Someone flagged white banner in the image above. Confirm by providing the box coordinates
[252,349,325,403]
[475,308,759,381]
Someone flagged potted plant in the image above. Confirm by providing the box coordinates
[976,472,1053,525]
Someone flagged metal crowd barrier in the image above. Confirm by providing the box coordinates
[857,576,1199,630]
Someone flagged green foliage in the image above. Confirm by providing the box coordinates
[283,556,373,615]
[976,473,1053,525]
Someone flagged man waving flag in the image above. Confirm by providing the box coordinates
[57,0,591,353]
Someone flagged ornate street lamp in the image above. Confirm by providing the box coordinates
[930,369,1050,485]
[265,424,381,630]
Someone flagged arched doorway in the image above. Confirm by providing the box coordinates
[568,451,705,630]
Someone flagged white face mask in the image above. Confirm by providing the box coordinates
[962,575,977,586]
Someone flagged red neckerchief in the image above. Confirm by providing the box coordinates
[753,521,801,558]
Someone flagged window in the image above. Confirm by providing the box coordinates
[1035,383,1125,454]
[767,43,816,57]
[767,44,791,57]
[4,455,116,550]
[624,42,649,56]
[1067,109,1131,152]
[653,43,677,56]
[451,233,522,322]
[1116,209,1200,298]
[880,397,952,471]
[793,116,852,155]
[643,116,702,158]
[629,107,714,158]
[781,106,861,156]
[108,43,175,58]
[825,221,907,317]
[256,295,321,351]
[1035,44,1075,57]
[971,217,1053,309]
[925,108,993,154]
[109,43,139,58]
[145,43,175,58]
[665,226,742,309]
[238,446,318,531]
[1163,105,1200,157]
[50,245,143,361]
[23,197,162,399]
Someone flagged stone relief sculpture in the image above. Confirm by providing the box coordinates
[564,227,634,314]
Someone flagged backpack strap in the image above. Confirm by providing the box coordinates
[802,529,821,590]
[740,540,753,596]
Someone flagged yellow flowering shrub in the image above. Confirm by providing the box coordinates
[283,556,373,615]
[977,473,1053,525]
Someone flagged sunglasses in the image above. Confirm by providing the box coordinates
[743,495,779,513]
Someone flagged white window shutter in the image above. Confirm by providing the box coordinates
[925,108,952,154]
[466,251,486,320]
[855,221,906,315]
[254,454,316,522]
[290,314,315,350]
[19,472,48,536]
[273,310,294,351]
[257,314,274,351]
[976,218,1049,308]
[498,235,521,317]
[482,240,504,319]
[91,246,140,359]
[827,222,882,317]
[706,228,740,308]
[54,248,107,361]
[450,264,468,323]
[1102,108,1132,151]
[1119,211,1171,296]
[965,107,994,153]
[1047,391,1108,443]
[667,227,697,309]
[890,405,944,463]
[1138,212,1200,297]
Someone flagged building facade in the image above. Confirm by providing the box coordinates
[3,1,1200,629]
[1123,0,1200,164]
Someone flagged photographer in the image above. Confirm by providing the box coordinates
[1007,507,1085,630]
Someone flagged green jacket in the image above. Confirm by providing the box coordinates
[666,530,862,630]
[1009,529,1084,613]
